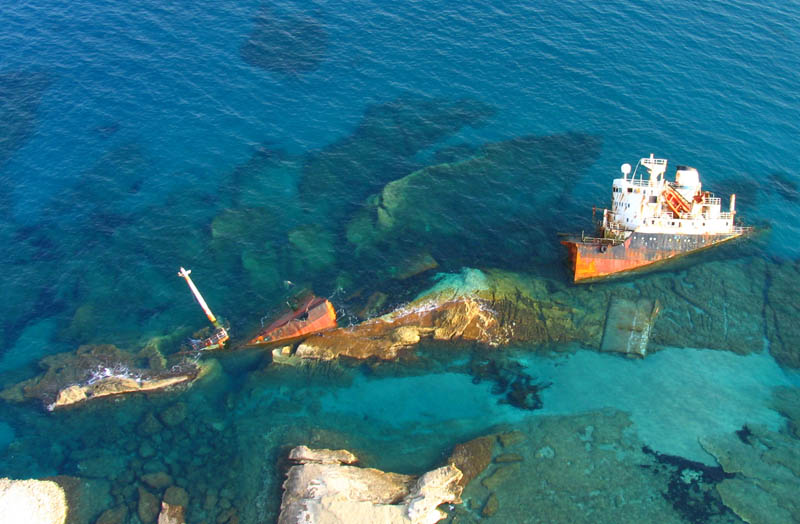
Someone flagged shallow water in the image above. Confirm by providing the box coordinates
[1,0,800,523]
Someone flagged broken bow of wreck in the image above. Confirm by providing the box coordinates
[561,154,752,283]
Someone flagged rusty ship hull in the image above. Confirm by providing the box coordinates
[247,295,337,347]
[561,231,745,283]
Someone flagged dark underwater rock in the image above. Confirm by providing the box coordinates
[240,6,327,75]
[299,93,496,224]
[765,260,800,367]
[345,132,602,269]
[0,71,52,169]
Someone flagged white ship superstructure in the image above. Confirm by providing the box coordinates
[603,154,741,239]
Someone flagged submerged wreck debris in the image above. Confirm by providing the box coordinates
[600,297,660,357]
[277,446,463,524]
[178,267,229,351]
[248,294,337,348]
[0,344,211,410]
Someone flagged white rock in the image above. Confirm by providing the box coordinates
[0,478,68,524]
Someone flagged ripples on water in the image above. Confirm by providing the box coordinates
[1,0,799,522]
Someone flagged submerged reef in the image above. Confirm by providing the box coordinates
[345,132,603,268]
[765,259,800,367]
[0,70,52,171]
[240,6,328,75]
[300,93,496,224]
[0,343,210,410]
[447,410,721,524]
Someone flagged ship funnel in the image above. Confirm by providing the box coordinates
[730,194,736,214]
[621,163,632,179]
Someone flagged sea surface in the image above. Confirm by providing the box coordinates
[1,0,800,523]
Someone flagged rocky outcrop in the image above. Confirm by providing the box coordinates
[296,296,502,360]
[447,435,496,487]
[0,344,213,410]
[0,478,67,524]
[295,268,605,361]
[277,446,463,524]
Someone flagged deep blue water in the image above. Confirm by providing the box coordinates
[1,0,800,522]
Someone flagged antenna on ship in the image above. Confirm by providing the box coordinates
[178,267,230,351]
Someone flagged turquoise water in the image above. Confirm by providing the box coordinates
[1,0,800,523]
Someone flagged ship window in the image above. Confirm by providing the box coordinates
[649,196,658,203]
[651,220,655,224]
[627,188,633,193]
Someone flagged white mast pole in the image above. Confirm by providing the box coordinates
[178,267,219,326]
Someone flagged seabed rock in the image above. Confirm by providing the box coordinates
[277,446,463,524]
[699,420,800,523]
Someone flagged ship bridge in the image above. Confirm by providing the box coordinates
[604,154,737,236]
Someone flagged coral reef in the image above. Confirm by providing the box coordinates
[294,268,605,361]
[277,446,463,524]
[641,257,767,354]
